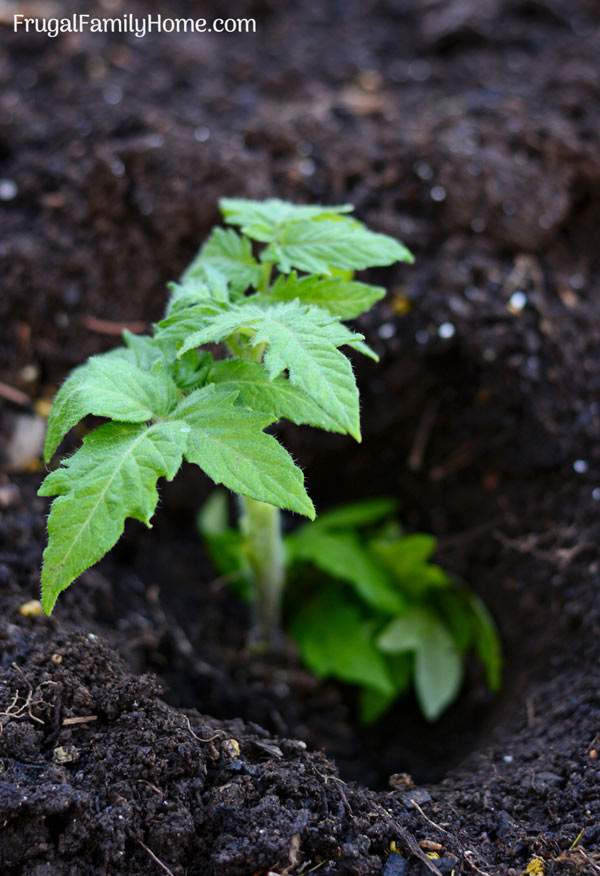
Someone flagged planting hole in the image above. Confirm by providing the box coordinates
[99,343,551,790]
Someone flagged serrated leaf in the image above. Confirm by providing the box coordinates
[175,385,314,518]
[156,300,225,346]
[39,421,187,613]
[286,528,404,614]
[291,587,394,695]
[265,272,385,319]
[184,227,262,295]
[122,331,167,369]
[220,198,353,239]
[348,338,379,361]
[208,359,345,434]
[261,217,414,274]
[167,278,214,309]
[177,301,363,440]
[44,355,179,461]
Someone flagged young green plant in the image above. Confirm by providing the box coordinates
[200,494,502,721]
[39,198,413,648]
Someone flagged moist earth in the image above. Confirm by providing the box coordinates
[1,0,600,873]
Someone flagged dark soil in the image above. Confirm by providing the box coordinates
[1,0,600,873]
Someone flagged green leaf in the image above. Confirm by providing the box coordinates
[261,218,414,274]
[122,331,167,369]
[378,607,463,720]
[208,359,345,434]
[44,354,178,461]
[291,588,394,695]
[265,272,386,319]
[185,227,262,295]
[414,623,463,721]
[309,498,398,531]
[360,654,411,723]
[286,528,404,614]
[167,279,216,313]
[373,535,451,597]
[469,595,502,691]
[177,301,364,440]
[176,385,314,518]
[156,301,225,346]
[437,590,475,653]
[39,421,187,613]
[378,607,436,653]
[220,197,353,239]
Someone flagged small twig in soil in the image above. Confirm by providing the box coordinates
[0,381,30,407]
[136,838,176,876]
[80,315,147,336]
[410,798,492,876]
[429,444,473,481]
[395,827,443,875]
[62,715,98,726]
[408,400,439,472]
[462,850,492,876]
[180,713,226,744]
[409,798,450,835]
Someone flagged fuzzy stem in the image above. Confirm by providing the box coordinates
[239,496,286,649]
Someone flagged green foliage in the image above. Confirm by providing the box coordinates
[201,495,502,723]
[40,198,411,612]
[40,421,187,613]
[264,273,386,320]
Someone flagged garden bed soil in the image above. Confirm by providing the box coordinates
[1,0,600,873]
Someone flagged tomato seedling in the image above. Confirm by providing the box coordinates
[40,198,412,645]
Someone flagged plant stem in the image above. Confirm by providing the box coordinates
[258,262,273,293]
[239,495,286,650]
[235,266,284,649]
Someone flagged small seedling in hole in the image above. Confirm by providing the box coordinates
[39,199,411,626]
[200,494,501,721]
[39,197,500,719]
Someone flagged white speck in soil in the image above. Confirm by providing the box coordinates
[194,126,211,142]
[503,754,514,763]
[508,290,528,313]
[297,158,316,177]
[414,160,433,180]
[430,184,446,202]
[103,85,123,105]
[592,488,600,502]
[570,273,585,290]
[109,158,125,178]
[0,179,18,201]
[415,329,429,345]
[573,459,589,474]
[438,321,456,339]
[378,322,396,340]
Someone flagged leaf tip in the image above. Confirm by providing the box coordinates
[40,578,57,616]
